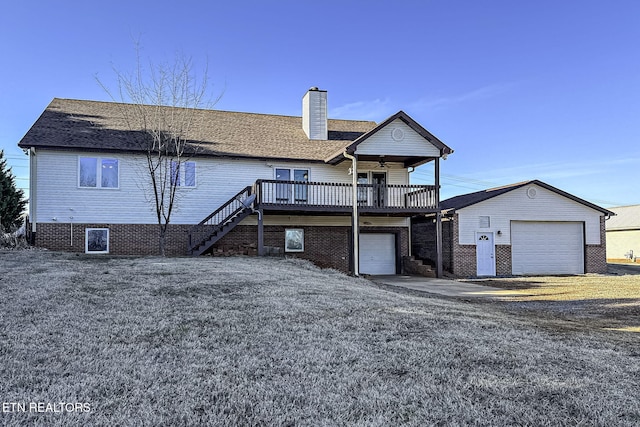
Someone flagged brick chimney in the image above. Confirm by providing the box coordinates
[302,87,328,140]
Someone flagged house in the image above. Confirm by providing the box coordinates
[605,205,640,262]
[412,180,614,277]
[17,88,453,276]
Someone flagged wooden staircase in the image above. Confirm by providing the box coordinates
[188,186,255,256]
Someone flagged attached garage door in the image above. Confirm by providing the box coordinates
[511,221,584,275]
[360,233,396,275]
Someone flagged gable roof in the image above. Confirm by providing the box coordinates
[606,205,640,230]
[18,98,377,163]
[441,180,614,216]
[325,110,453,164]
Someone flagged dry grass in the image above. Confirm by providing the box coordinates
[1,250,639,426]
[468,271,640,333]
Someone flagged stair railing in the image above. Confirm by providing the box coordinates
[188,186,253,252]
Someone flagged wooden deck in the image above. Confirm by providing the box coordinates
[254,179,438,215]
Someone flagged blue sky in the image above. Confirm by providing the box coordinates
[2,0,639,207]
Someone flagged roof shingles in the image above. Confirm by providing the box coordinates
[18,98,377,162]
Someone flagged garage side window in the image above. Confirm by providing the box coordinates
[479,216,491,228]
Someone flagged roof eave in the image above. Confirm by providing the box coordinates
[18,145,329,164]
[444,179,616,216]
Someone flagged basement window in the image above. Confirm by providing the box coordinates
[285,229,304,252]
[479,216,491,228]
[85,228,109,254]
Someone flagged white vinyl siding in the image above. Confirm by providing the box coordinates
[35,150,412,225]
[511,221,584,275]
[28,148,38,228]
[355,119,441,157]
[457,184,603,245]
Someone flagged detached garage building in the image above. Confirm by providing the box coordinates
[412,180,614,277]
[605,205,640,262]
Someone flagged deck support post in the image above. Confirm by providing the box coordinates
[435,157,443,278]
[343,151,359,276]
[436,212,443,278]
[257,209,264,256]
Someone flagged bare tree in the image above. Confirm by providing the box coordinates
[99,51,218,256]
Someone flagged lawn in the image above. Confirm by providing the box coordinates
[467,271,640,333]
[1,250,639,426]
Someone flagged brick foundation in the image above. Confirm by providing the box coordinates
[215,225,351,272]
[452,246,477,277]
[35,222,192,256]
[585,216,607,274]
[495,245,512,276]
[34,222,409,274]
[216,225,409,274]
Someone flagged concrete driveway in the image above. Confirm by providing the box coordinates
[371,275,520,299]
[608,263,640,275]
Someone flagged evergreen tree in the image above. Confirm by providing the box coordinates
[0,150,27,231]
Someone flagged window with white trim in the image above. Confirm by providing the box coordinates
[79,157,119,188]
[479,216,491,228]
[85,228,109,254]
[170,161,197,187]
[275,168,309,202]
[285,229,304,252]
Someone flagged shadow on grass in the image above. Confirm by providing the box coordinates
[502,297,640,333]
[468,280,546,290]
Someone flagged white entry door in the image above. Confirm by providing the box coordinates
[476,232,496,276]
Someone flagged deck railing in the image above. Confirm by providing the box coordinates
[254,180,437,211]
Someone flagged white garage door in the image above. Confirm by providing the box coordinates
[511,221,584,275]
[360,233,396,275]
